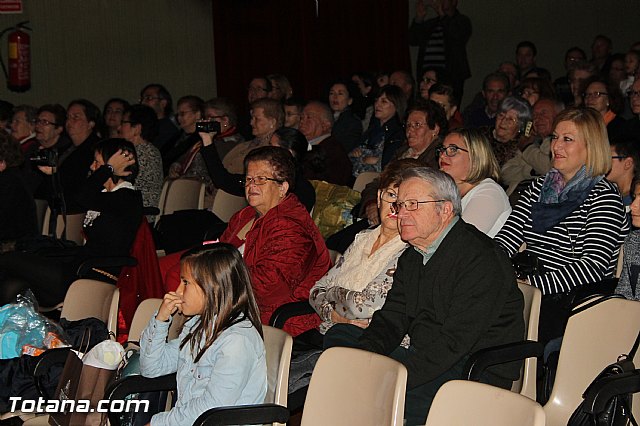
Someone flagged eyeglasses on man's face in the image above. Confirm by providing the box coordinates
[393,199,445,212]
[627,90,640,98]
[241,175,284,187]
[436,144,468,157]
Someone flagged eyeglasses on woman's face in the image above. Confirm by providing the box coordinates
[241,175,284,187]
[380,189,398,203]
[436,144,469,157]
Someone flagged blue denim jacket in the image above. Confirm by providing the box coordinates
[140,314,267,426]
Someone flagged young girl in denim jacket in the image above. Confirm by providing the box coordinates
[140,243,267,426]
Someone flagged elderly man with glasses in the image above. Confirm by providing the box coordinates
[325,167,524,425]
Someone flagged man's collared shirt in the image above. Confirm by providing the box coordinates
[413,216,459,265]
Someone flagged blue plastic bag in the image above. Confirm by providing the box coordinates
[0,290,60,359]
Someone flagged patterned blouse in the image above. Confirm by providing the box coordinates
[309,227,410,345]
[134,141,163,210]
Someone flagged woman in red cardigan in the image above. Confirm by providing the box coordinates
[162,146,331,336]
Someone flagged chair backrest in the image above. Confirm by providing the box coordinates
[544,297,640,425]
[127,298,162,342]
[211,189,248,223]
[156,178,206,221]
[425,380,545,426]
[301,347,407,426]
[262,325,293,408]
[41,207,85,245]
[514,283,542,399]
[60,279,120,335]
[352,171,380,193]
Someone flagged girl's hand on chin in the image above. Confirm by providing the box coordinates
[157,291,182,321]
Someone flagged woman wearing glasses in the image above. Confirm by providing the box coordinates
[582,77,626,140]
[310,159,419,336]
[395,100,448,169]
[438,128,511,237]
[161,145,330,337]
[495,107,628,343]
[485,96,532,169]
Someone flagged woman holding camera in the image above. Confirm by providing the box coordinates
[0,139,143,307]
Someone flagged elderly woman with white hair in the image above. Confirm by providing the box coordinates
[485,96,533,170]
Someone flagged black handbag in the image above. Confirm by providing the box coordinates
[567,328,640,426]
[511,250,544,279]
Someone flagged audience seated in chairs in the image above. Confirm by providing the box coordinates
[0,138,143,308]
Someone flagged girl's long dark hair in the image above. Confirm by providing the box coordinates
[179,243,263,362]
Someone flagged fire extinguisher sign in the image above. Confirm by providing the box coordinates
[0,0,22,14]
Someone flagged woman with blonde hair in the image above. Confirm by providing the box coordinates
[495,107,629,343]
[438,128,511,237]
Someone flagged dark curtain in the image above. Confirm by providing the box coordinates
[212,0,410,112]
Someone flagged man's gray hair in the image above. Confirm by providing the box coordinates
[401,167,462,215]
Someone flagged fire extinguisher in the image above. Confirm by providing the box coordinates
[0,21,32,93]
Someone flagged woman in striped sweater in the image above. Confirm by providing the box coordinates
[495,107,629,343]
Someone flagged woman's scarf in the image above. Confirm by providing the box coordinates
[324,227,407,292]
[531,165,602,233]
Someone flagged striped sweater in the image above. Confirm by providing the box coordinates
[495,177,629,295]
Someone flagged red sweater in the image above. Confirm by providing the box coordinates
[161,194,331,336]
[221,194,331,336]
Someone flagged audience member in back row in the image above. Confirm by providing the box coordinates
[36,99,102,214]
[223,98,282,175]
[349,85,407,177]
[616,178,640,301]
[10,105,37,154]
[408,0,471,104]
[328,79,363,154]
[139,83,180,151]
[429,82,463,129]
[202,98,245,160]
[103,98,129,139]
[118,104,164,212]
[325,167,524,425]
[24,104,71,199]
[607,135,640,210]
[582,76,626,140]
[299,100,352,186]
[501,97,562,191]
[163,95,204,174]
[484,96,532,177]
[0,132,37,245]
[162,146,331,336]
[495,107,629,344]
[0,138,142,307]
[463,72,509,129]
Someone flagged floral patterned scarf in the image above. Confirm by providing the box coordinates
[531,165,602,233]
